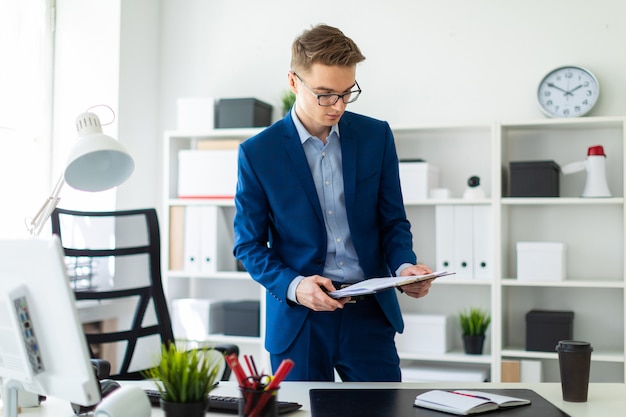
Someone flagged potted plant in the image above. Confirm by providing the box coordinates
[143,343,221,417]
[280,89,296,116]
[459,307,491,355]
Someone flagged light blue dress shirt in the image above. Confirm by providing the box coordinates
[286,109,365,302]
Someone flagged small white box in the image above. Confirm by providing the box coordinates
[171,299,225,340]
[178,149,238,198]
[177,97,215,131]
[395,314,452,354]
[517,242,566,281]
[399,161,439,202]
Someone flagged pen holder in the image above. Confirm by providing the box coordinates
[239,387,278,417]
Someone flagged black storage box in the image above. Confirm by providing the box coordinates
[509,160,560,197]
[526,310,574,352]
[216,98,272,128]
[222,300,260,337]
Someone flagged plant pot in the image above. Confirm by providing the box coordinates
[463,334,485,355]
[160,399,208,417]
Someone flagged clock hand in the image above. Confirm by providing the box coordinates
[547,82,570,95]
[566,84,583,95]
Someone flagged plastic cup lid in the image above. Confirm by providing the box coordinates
[555,340,593,352]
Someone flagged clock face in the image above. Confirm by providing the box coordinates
[537,66,600,118]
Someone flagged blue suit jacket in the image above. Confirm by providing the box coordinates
[233,111,417,354]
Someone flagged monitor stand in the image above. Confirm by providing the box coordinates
[2,380,40,417]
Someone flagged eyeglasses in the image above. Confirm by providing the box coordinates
[293,72,361,106]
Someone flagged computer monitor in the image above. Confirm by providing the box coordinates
[0,236,101,417]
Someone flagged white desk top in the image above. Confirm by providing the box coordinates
[9,381,626,416]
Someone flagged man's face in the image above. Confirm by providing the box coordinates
[289,63,357,137]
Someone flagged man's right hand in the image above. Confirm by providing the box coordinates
[295,275,350,311]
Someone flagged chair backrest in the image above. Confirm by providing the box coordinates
[50,208,236,381]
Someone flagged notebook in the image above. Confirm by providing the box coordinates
[309,388,570,417]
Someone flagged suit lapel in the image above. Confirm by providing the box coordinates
[281,114,324,224]
[339,114,357,218]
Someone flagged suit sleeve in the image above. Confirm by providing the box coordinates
[233,143,298,304]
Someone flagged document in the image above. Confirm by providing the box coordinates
[327,271,454,298]
[413,390,531,415]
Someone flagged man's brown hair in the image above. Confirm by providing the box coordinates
[291,24,365,74]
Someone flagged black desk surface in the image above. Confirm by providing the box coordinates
[309,388,571,417]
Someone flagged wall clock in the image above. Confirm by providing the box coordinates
[537,66,600,118]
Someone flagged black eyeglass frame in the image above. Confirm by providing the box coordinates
[293,72,362,106]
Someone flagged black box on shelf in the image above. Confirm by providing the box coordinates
[525,309,574,352]
[222,300,260,337]
[509,160,560,197]
[216,98,272,128]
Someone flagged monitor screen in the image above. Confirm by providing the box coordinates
[0,236,101,413]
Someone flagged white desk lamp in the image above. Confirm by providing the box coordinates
[26,110,134,236]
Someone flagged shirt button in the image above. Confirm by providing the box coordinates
[336,237,342,243]
[327,210,333,215]
[325,180,330,186]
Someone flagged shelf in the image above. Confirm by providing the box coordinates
[168,198,235,207]
[501,279,624,289]
[164,127,262,139]
[398,350,492,364]
[176,334,263,346]
[167,271,250,280]
[163,116,626,383]
[502,348,624,363]
[405,198,493,206]
[499,116,625,129]
[501,197,624,205]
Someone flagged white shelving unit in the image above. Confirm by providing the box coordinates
[162,128,269,368]
[163,116,626,383]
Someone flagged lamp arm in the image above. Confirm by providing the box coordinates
[26,174,65,236]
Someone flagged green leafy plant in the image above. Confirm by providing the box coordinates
[143,343,220,403]
[459,307,491,336]
[280,89,296,115]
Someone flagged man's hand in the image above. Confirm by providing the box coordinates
[400,263,433,299]
[296,275,350,311]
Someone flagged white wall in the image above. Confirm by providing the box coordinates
[53,0,121,212]
[116,0,161,211]
[75,0,626,211]
[48,0,626,213]
[53,0,161,213]
[157,0,626,133]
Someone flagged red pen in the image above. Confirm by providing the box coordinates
[266,359,294,390]
[249,359,294,417]
[225,353,249,388]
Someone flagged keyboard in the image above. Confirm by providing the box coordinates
[144,389,303,414]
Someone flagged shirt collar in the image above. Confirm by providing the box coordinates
[291,107,340,145]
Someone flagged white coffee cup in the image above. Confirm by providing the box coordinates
[94,385,151,417]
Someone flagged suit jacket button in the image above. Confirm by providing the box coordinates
[315,259,323,266]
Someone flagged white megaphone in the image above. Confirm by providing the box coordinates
[561,145,611,197]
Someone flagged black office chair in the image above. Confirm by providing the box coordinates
[50,207,238,381]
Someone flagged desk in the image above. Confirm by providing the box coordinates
[11,381,626,416]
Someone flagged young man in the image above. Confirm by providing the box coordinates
[233,24,433,381]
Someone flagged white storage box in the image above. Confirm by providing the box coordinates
[398,161,439,202]
[171,299,225,340]
[395,314,452,354]
[178,149,238,198]
[517,242,566,281]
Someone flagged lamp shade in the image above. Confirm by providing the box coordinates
[64,112,134,192]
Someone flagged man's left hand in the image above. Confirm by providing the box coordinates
[400,264,433,299]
